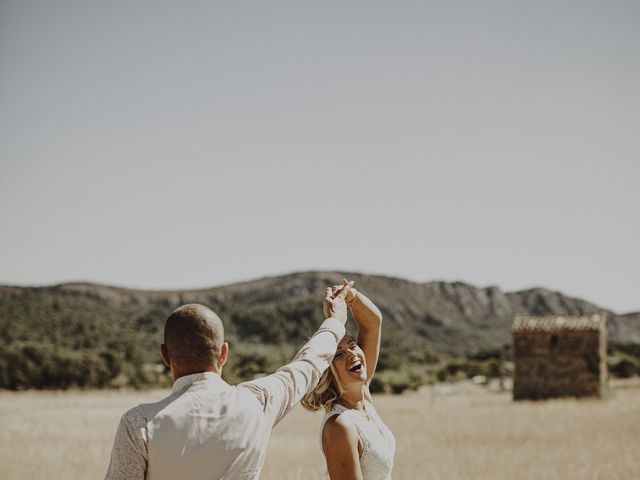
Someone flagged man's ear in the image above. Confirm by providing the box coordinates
[218,342,229,369]
[160,344,171,368]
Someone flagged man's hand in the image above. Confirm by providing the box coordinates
[330,279,357,306]
[323,283,352,325]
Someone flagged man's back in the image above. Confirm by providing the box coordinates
[106,316,346,480]
[145,374,267,479]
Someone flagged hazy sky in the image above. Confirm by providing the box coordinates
[1,1,638,312]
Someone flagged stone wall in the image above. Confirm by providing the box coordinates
[513,314,607,400]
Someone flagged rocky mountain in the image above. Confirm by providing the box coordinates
[1,271,638,355]
[1,271,638,389]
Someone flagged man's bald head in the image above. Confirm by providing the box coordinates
[163,304,226,374]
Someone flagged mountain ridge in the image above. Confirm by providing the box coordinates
[2,271,638,350]
[2,271,635,312]
[2,271,639,389]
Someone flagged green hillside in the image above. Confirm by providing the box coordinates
[1,271,638,390]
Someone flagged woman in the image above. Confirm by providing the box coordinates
[302,280,395,480]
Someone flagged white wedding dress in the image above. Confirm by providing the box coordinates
[320,400,396,480]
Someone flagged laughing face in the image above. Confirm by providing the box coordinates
[332,334,367,386]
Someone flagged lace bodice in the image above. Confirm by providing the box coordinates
[320,400,395,480]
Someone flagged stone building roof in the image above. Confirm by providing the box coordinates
[512,313,607,332]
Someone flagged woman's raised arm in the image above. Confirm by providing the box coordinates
[333,279,382,386]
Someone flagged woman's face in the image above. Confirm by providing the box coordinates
[332,335,367,386]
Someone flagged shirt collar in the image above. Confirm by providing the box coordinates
[171,371,230,394]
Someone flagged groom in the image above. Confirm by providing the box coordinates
[105,285,350,480]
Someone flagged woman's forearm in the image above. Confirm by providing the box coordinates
[349,289,382,330]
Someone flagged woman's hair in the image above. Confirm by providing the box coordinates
[301,363,343,412]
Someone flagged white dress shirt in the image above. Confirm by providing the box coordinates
[105,317,345,480]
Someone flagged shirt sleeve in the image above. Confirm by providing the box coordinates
[105,405,148,480]
[240,317,346,427]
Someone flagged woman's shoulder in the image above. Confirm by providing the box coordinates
[322,411,361,455]
[323,408,356,431]
[322,409,358,439]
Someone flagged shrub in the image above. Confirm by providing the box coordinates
[610,359,637,378]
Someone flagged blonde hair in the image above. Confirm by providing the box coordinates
[301,363,343,412]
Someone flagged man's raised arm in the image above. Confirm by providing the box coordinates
[240,285,350,426]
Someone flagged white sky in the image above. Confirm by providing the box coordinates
[1,1,638,312]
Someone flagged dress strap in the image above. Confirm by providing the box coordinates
[321,403,348,430]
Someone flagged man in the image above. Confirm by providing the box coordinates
[105,285,350,479]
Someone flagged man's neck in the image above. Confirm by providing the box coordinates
[172,367,221,382]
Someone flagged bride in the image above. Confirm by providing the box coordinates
[302,279,395,480]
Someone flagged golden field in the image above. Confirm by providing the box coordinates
[1,381,639,480]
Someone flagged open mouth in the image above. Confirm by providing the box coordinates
[348,360,363,373]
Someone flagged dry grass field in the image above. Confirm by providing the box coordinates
[1,381,639,480]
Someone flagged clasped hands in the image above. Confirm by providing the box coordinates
[323,279,356,325]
